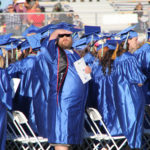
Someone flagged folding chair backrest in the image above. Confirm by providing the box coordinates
[13,111,28,124]
[85,107,127,150]
[7,110,50,150]
[86,107,102,121]
[142,105,150,149]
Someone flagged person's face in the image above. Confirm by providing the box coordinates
[7,6,14,12]
[128,37,138,51]
[58,34,72,49]
[137,4,142,10]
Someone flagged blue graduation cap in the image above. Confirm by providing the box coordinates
[36,24,54,34]
[72,37,87,50]
[106,39,122,50]
[0,37,21,50]
[116,25,137,49]
[36,23,82,38]
[22,25,39,37]
[18,40,30,52]
[95,41,108,51]
[5,39,21,50]
[26,33,42,49]
[0,33,13,45]
[50,22,82,33]
[95,39,122,52]
[84,25,101,36]
[116,25,138,40]
[101,32,117,40]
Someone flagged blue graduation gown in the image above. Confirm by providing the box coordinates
[84,53,123,136]
[0,69,12,150]
[7,56,39,135]
[37,39,89,144]
[7,39,88,144]
[134,43,150,104]
[112,52,146,149]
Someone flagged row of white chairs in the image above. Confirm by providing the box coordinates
[6,106,150,150]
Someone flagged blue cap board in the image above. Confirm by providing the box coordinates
[95,39,122,51]
[19,40,30,52]
[0,33,13,45]
[26,33,42,49]
[116,25,138,40]
[84,25,101,36]
[36,22,82,35]
[22,25,39,37]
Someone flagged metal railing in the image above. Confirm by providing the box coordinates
[0,11,149,36]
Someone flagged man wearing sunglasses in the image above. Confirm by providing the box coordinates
[39,27,89,150]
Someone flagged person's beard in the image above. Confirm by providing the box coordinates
[58,39,72,49]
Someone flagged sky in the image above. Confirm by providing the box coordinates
[0,0,13,10]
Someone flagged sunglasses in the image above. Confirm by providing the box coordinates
[8,7,14,9]
[58,34,72,38]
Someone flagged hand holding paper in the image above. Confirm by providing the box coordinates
[74,58,92,84]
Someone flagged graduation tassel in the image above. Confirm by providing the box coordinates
[16,48,18,61]
[5,50,8,68]
[72,32,76,38]
[11,43,14,59]
[90,34,94,52]
[111,43,119,60]
[123,32,129,50]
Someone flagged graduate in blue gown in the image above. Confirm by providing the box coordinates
[39,24,89,150]
[6,32,48,136]
[7,22,89,150]
[107,26,146,149]
[83,25,146,148]
[0,69,12,150]
[112,34,146,149]
[133,29,150,105]
[0,34,14,150]
[83,38,124,137]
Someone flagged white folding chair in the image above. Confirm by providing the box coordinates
[141,105,150,150]
[6,110,51,150]
[82,107,127,150]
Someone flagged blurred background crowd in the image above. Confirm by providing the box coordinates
[1,0,150,37]
[0,0,83,36]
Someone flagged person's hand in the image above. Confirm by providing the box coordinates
[49,29,73,41]
[85,65,92,74]
[138,83,143,87]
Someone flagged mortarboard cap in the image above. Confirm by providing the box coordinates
[26,33,42,49]
[106,39,122,50]
[116,25,138,40]
[36,24,54,34]
[116,25,137,49]
[72,37,87,50]
[0,33,13,45]
[0,38,21,50]
[50,22,82,33]
[22,25,39,37]
[21,41,29,51]
[5,38,21,50]
[95,39,122,51]
[84,25,101,36]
